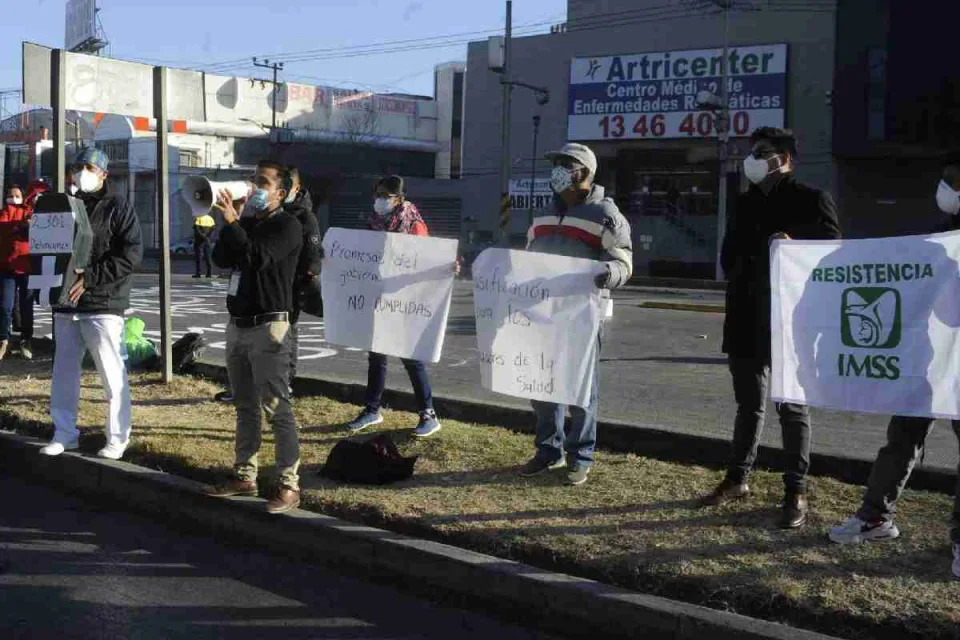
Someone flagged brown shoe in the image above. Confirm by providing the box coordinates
[701,477,750,506]
[203,478,257,498]
[266,487,300,514]
[779,491,808,529]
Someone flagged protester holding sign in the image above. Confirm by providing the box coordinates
[204,160,304,515]
[0,184,32,361]
[344,175,443,438]
[828,156,960,579]
[518,142,633,486]
[41,147,143,461]
[701,128,841,529]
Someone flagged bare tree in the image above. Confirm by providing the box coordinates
[339,99,381,144]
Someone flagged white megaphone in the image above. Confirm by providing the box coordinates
[182,176,252,217]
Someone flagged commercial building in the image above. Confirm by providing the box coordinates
[468,0,957,278]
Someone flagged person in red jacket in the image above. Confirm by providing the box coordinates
[344,175,441,437]
[0,184,33,360]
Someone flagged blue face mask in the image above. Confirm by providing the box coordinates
[247,188,270,211]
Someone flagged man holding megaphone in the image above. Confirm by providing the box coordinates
[203,160,304,515]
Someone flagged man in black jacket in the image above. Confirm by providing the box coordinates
[41,147,143,460]
[204,160,303,515]
[701,127,841,528]
[829,155,960,580]
[283,165,321,388]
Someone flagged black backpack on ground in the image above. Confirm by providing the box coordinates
[321,433,417,484]
[171,333,208,374]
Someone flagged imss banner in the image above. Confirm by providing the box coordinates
[472,248,604,407]
[770,232,960,419]
[320,228,458,363]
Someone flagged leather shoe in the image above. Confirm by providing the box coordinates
[779,491,808,529]
[700,477,750,506]
[204,479,257,498]
[266,487,300,514]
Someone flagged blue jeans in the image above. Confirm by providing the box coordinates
[365,351,433,413]
[530,336,601,468]
[0,273,33,341]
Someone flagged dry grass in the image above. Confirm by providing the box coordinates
[1,355,958,640]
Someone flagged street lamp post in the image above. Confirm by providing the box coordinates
[713,1,732,281]
[528,114,541,228]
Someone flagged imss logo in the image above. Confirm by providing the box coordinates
[838,287,902,380]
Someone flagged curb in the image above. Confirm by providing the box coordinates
[628,276,727,291]
[194,362,958,494]
[0,430,839,640]
[638,301,725,313]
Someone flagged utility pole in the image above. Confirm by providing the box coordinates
[154,66,173,382]
[714,0,732,281]
[497,0,513,243]
[528,114,540,228]
[253,57,284,129]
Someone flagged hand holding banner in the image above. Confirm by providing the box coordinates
[320,228,458,363]
[472,248,604,407]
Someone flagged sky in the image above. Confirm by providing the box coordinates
[0,0,567,107]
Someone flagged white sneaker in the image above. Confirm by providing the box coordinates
[97,442,128,460]
[952,543,960,580]
[39,440,79,456]
[828,516,900,544]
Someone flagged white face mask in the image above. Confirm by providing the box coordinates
[743,154,784,185]
[373,197,395,215]
[6,196,22,206]
[68,184,79,196]
[549,166,574,194]
[79,169,103,193]
[936,180,960,215]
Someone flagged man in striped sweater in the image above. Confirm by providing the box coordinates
[519,142,633,486]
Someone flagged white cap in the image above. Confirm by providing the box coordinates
[544,142,598,178]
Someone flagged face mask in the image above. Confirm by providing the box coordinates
[549,166,574,194]
[79,169,102,193]
[373,197,395,215]
[247,188,270,212]
[6,197,22,206]
[68,184,79,196]
[936,180,960,215]
[284,188,297,204]
[743,155,783,185]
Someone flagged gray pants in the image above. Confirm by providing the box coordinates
[288,322,299,386]
[727,356,811,492]
[226,320,300,490]
[857,416,960,542]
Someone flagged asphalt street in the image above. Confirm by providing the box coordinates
[29,270,960,473]
[0,475,555,639]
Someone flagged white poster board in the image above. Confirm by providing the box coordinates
[320,228,458,362]
[771,232,960,419]
[472,248,604,407]
[29,210,75,253]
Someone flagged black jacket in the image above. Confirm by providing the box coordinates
[212,208,302,317]
[721,174,841,358]
[284,190,322,322]
[54,181,143,315]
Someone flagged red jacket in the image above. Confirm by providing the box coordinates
[0,202,31,275]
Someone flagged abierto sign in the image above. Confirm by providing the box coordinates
[568,44,787,141]
[771,233,960,419]
[508,178,551,211]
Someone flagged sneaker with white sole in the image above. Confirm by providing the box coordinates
[40,440,79,456]
[413,410,441,437]
[97,442,128,460]
[519,455,566,477]
[828,516,900,544]
[346,408,383,433]
[952,543,960,580]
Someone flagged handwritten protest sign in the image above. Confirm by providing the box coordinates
[29,210,76,253]
[320,228,458,362]
[472,248,604,407]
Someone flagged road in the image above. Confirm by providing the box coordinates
[0,475,554,639]
[30,272,960,473]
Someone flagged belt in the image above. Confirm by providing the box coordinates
[230,311,288,328]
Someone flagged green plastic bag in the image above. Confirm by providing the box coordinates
[124,316,160,369]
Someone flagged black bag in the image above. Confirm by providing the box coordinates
[297,275,323,318]
[321,433,417,484]
[171,333,208,373]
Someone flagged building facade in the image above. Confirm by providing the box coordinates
[462,0,838,278]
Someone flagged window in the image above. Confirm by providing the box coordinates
[178,149,200,168]
[95,140,129,163]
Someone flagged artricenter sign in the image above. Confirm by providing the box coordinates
[568,44,787,141]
